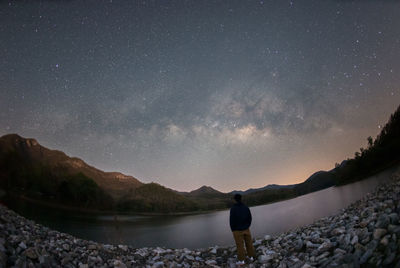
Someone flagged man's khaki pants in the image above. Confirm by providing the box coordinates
[232,229,256,261]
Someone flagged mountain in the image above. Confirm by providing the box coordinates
[0,134,142,199]
[1,104,398,213]
[177,186,231,210]
[230,184,296,195]
[0,134,197,212]
[237,170,335,207]
[293,170,336,196]
[117,182,198,212]
[187,186,224,197]
[0,133,380,214]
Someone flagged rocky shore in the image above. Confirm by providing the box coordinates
[1,173,400,267]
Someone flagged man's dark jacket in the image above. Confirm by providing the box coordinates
[230,202,252,231]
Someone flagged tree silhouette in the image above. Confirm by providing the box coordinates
[335,104,400,184]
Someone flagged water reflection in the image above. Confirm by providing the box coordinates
[4,166,398,249]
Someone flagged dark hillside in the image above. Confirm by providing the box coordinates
[334,104,400,185]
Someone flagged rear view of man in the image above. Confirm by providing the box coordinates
[230,194,256,265]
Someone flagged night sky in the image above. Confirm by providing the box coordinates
[1,0,400,192]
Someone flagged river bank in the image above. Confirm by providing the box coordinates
[1,172,400,267]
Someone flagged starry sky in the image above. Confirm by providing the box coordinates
[1,0,400,192]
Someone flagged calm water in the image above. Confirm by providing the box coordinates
[4,166,399,249]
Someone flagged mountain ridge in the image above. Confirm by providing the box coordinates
[0,134,199,212]
[1,101,398,213]
[0,133,143,199]
[0,133,340,212]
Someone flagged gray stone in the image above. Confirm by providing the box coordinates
[113,260,127,268]
[153,261,164,268]
[258,254,273,263]
[24,247,37,259]
[317,241,332,252]
[375,214,390,228]
[264,235,272,241]
[331,228,346,235]
[185,255,194,261]
[88,244,97,250]
[316,251,330,262]
[294,239,304,251]
[278,261,288,268]
[373,228,387,240]
[380,235,389,246]
[388,213,399,224]
[350,235,358,245]
[254,239,262,246]
[383,252,395,265]
[360,249,373,264]
[103,244,115,250]
[18,241,27,250]
[306,241,319,248]
[334,247,347,255]
[205,259,217,265]
[118,245,128,251]
[62,243,70,251]
[388,224,400,234]
[61,254,73,266]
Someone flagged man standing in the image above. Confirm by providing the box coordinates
[230,193,256,265]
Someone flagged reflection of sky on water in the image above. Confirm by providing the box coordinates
[96,215,150,222]
[5,167,398,249]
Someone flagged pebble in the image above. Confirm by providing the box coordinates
[258,254,273,263]
[373,228,387,240]
[18,241,27,250]
[24,247,37,259]
[62,243,70,251]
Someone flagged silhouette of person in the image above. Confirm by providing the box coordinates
[230,193,256,265]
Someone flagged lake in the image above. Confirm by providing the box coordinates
[4,166,399,249]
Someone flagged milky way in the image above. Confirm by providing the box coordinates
[1,0,400,191]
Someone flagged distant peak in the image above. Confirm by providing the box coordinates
[197,185,215,191]
[190,185,222,195]
[199,185,213,190]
